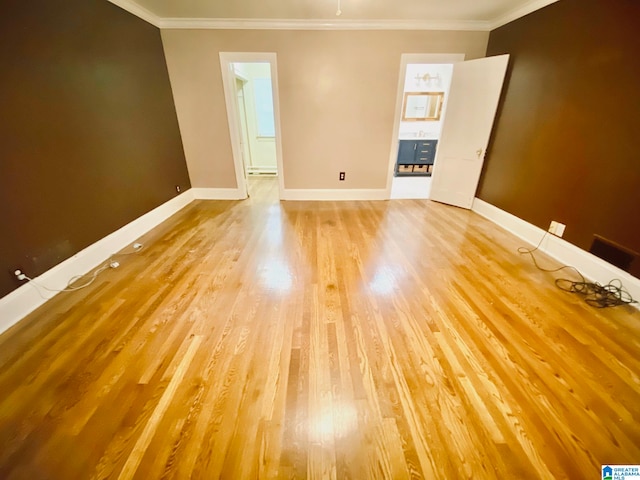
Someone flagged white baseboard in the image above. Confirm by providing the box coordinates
[247,167,277,175]
[192,187,246,200]
[472,198,640,308]
[0,190,196,335]
[281,189,388,201]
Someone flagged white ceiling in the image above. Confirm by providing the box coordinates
[110,0,558,30]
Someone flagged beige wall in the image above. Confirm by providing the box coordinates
[161,29,489,190]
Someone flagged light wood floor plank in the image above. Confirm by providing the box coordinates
[1,176,639,479]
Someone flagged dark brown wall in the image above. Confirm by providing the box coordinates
[478,0,640,277]
[0,0,190,297]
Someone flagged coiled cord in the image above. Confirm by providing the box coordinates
[518,233,636,308]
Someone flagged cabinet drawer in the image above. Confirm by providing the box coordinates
[397,165,414,173]
[418,140,437,149]
[415,157,434,164]
[418,140,437,163]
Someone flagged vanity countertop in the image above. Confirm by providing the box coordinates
[399,135,438,140]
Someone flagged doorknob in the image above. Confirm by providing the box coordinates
[476,149,483,158]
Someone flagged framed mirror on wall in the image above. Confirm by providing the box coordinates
[402,92,445,121]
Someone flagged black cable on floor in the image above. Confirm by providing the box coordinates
[518,232,636,308]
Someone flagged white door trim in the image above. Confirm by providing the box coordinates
[219,52,285,199]
[385,53,466,199]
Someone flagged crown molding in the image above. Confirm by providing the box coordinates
[488,0,559,30]
[108,0,556,32]
[107,0,161,27]
[157,17,492,31]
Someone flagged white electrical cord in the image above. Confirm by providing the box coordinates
[336,0,342,16]
[20,265,110,300]
[15,243,144,299]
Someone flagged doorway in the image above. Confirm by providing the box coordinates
[220,53,285,199]
[387,54,464,200]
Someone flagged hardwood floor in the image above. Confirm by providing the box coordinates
[1,175,639,479]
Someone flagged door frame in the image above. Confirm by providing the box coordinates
[385,53,465,199]
[219,52,285,199]
[234,76,253,174]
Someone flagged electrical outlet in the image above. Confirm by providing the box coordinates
[339,172,345,181]
[13,269,27,281]
[548,220,566,237]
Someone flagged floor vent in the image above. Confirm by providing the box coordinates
[589,235,638,273]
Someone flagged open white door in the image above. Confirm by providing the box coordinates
[429,54,509,209]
